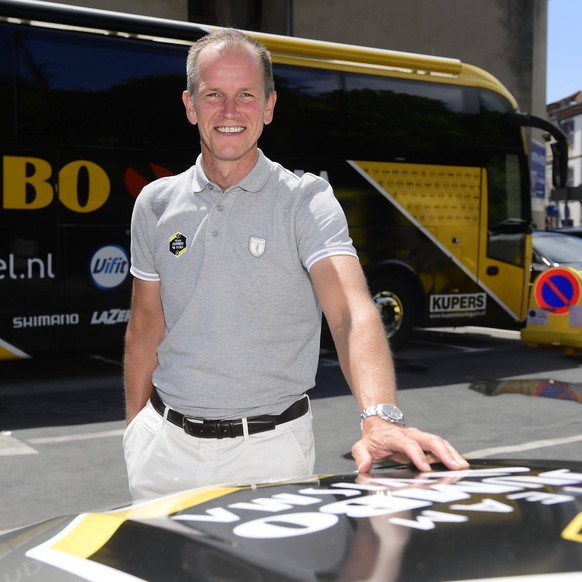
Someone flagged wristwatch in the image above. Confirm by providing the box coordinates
[360,403,405,429]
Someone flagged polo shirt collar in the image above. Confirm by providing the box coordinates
[191,150,272,194]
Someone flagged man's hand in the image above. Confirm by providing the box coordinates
[353,417,470,474]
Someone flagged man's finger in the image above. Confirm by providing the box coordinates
[352,440,373,473]
[405,428,469,471]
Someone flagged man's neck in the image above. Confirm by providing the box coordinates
[201,150,259,191]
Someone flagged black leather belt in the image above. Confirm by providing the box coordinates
[150,389,309,439]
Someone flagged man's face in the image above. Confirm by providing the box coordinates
[183,44,276,167]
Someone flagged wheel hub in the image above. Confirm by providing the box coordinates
[373,291,403,337]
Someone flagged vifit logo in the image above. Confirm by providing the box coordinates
[89,244,129,290]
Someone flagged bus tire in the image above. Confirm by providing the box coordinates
[369,277,414,350]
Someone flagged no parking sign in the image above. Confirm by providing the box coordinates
[523,266,582,353]
[534,267,581,314]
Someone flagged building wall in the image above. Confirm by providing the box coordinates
[547,93,582,217]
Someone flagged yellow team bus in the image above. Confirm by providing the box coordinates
[0,0,567,359]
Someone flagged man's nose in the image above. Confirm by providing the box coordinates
[222,96,239,118]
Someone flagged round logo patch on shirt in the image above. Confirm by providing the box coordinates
[169,232,187,257]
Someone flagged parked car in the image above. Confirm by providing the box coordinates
[532,230,582,280]
[1,459,581,581]
[550,226,582,239]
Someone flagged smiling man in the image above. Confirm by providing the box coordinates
[181,39,276,188]
[122,29,468,501]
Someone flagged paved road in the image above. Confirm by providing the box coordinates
[1,327,581,533]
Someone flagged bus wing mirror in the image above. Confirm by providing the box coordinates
[551,141,568,189]
[507,112,568,190]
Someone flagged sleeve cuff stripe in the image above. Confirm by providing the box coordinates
[130,266,160,281]
[305,248,358,271]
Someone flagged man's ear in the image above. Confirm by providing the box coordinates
[263,91,277,125]
[182,90,198,125]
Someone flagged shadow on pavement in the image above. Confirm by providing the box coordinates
[1,328,580,430]
[0,354,124,430]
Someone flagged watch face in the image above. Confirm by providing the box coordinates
[379,404,404,422]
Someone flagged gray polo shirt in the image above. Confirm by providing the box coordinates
[130,151,357,419]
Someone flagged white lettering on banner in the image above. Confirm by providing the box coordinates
[13,313,79,329]
[174,507,239,524]
[320,496,431,518]
[507,492,575,505]
[392,485,471,504]
[0,253,55,280]
[234,513,338,539]
[169,467,582,540]
[229,494,321,513]
[389,510,469,531]
[482,475,569,489]
[301,487,363,497]
[531,150,546,166]
[429,311,486,320]
[449,498,514,513]
[418,467,530,478]
[441,481,522,495]
[537,468,582,484]
[90,309,131,325]
[429,292,486,313]
[346,479,433,490]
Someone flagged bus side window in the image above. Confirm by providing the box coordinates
[12,27,190,148]
[0,26,14,142]
[0,25,17,272]
[343,73,477,163]
[264,64,342,158]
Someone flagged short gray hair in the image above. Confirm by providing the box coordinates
[186,29,275,100]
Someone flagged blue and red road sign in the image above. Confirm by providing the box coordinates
[534,268,581,315]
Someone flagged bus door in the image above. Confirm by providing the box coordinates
[477,155,532,326]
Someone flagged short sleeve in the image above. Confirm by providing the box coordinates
[294,175,358,271]
[129,187,160,282]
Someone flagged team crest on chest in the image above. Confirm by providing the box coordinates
[249,236,266,258]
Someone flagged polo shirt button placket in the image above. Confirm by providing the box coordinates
[207,192,224,243]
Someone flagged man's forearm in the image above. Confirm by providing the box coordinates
[123,330,159,423]
[331,303,398,410]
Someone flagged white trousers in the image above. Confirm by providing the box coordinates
[123,398,315,502]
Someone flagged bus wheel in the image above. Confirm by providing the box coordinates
[371,280,413,349]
